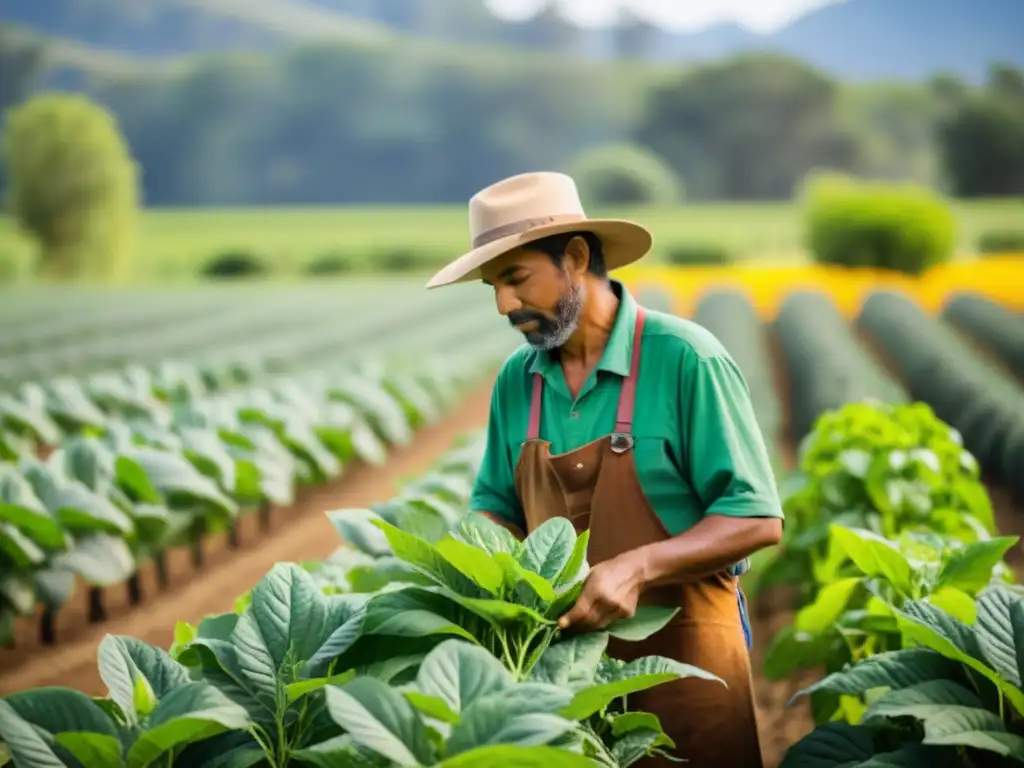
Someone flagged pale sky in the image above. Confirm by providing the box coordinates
[485,0,844,33]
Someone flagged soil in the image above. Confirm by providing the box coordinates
[751,588,818,768]
[0,376,496,696]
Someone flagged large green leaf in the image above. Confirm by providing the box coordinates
[896,600,1024,716]
[938,537,1019,593]
[414,639,512,716]
[372,520,487,598]
[605,605,680,641]
[121,447,237,520]
[0,699,66,768]
[51,535,136,587]
[973,585,1022,687]
[439,745,598,767]
[779,722,951,767]
[830,525,913,595]
[97,635,192,724]
[529,633,609,687]
[324,677,435,766]
[790,648,964,703]
[795,577,862,635]
[2,686,120,741]
[125,683,251,768]
[0,466,65,550]
[327,509,392,557]
[520,519,575,582]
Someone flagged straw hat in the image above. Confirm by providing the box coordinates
[425,171,653,289]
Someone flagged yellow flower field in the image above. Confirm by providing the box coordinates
[620,254,1024,319]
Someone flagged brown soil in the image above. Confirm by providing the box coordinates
[0,376,496,696]
[751,588,817,768]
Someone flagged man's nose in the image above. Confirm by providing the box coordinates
[495,286,521,317]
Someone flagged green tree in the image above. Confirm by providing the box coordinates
[1,93,140,281]
[936,65,1024,197]
[634,53,863,200]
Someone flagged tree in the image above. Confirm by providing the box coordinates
[634,53,863,200]
[1,93,140,280]
[937,64,1024,197]
[567,142,682,206]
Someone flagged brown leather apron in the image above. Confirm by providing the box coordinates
[513,308,764,767]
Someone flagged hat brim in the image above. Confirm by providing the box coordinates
[425,219,653,289]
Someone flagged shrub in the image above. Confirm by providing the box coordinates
[800,171,956,275]
[305,251,356,276]
[567,142,683,207]
[375,247,423,273]
[1,93,140,281]
[201,250,270,279]
[978,228,1024,253]
[663,241,732,266]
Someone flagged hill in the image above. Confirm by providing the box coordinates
[2,0,1023,81]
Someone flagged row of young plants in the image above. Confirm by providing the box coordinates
[754,398,1024,765]
[774,291,908,440]
[859,291,1024,502]
[941,293,1024,382]
[0,351,496,648]
[0,432,718,767]
[693,289,783,461]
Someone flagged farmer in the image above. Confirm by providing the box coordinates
[426,171,782,767]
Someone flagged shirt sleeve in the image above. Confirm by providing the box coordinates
[683,354,784,520]
[469,368,525,528]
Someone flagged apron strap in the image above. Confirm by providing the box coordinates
[527,371,544,441]
[526,307,646,441]
[614,307,646,434]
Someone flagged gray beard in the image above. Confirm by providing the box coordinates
[523,281,585,351]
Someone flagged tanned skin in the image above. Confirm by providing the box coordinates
[474,237,782,633]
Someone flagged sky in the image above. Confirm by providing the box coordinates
[484,0,845,33]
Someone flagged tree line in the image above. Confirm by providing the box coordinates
[2,24,1023,207]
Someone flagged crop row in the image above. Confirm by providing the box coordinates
[859,292,1024,501]
[0,283,509,384]
[692,290,783,456]
[0,345,500,653]
[0,431,708,768]
[774,291,907,440]
[942,292,1024,380]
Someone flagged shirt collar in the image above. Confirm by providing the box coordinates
[526,279,637,379]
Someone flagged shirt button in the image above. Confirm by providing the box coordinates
[570,410,580,419]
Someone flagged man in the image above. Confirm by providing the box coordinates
[426,171,782,767]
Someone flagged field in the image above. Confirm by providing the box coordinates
[1,198,1021,281]
[1,264,1024,767]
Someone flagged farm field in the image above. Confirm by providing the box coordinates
[1,271,1024,767]
[1,197,1021,281]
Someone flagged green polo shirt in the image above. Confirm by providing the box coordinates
[470,280,783,535]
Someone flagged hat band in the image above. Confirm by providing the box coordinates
[472,212,586,248]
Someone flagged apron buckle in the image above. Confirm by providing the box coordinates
[610,433,634,453]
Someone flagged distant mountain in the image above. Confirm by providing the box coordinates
[3,0,1023,81]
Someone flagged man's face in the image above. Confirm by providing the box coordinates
[481,247,584,351]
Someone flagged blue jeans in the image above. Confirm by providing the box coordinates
[729,558,753,650]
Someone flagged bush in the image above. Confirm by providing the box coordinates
[201,250,270,279]
[567,142,683,207]
[978,228,1024,253]
[305,251,356,276]
[664,241,732,266]
[800,171,956,275]
[1,93,140,281]
[376,248,423,273]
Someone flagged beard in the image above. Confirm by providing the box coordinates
[507,280,585,351]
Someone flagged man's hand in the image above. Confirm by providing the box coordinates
[558,551,647,633]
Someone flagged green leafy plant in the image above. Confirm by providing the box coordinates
[765,523,1017,722]
[0,634,250,767]
[759,401,996,598]
[782,585,1024,766]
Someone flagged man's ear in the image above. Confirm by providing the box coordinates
[563,235,591,277]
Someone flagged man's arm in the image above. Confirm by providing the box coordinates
[631,353,783,588]
[467,368,527,539]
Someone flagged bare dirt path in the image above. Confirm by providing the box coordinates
[0,376,496,696]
